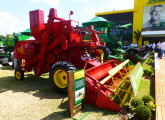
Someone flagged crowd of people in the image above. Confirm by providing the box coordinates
[147,40,165,59]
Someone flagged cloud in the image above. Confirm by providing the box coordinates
[43,0,60,7]
[73,0,89,3]
[0,11,29,36]
[85,5,103,19]
[73,5,104,25]
[29,0,60,7]
[29,0,41,2]
[108,0,134,11]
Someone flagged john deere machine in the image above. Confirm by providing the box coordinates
[82,17,130,60]
[0,29,32,66]
[14,8,143,112]
[82,17,150,64]
[0,37,10,65]
[4,29,31,52]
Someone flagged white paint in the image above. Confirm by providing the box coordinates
[141,30,165,37]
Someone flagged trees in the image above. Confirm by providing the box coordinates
[134,29,141,46]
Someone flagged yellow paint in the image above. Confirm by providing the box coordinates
[133,0,165,47]
[96,0,165,47]
[97,48,104,63]
[95,9,137,17]
[15,71,21,80]
[9,35,13,37]
[108,59,129,76]
[119,85,132,108]
[17,47,24,54]
[54,70,67,88]
[144,41,149,46]
[82,93,85,99]
[74,70,84,80]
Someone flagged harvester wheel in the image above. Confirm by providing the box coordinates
[97,46,111,60]
[49,61,76,94]
[14,67,24,80]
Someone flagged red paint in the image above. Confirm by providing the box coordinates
[14,8,124,112]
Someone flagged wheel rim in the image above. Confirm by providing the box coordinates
[16,71,21,79]
[54,70,67,88]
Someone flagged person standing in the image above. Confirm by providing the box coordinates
[147,42,150,47]
[160,40,165,59]
[152,42,156,51]
[149,42,153,51]
[146,42,150,51]
[11,51,14,68]
[157,41,161,58]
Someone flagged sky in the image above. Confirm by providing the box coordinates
[0,0,134,36]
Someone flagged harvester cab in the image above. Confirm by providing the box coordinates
[14,8,143,112]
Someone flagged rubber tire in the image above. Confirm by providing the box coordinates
[14,67,24,81]
[97,46,111,60]
[49,61,76,94]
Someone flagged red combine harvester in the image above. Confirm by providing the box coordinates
[14,8,143,112]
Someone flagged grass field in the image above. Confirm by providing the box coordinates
[0,64,154,120]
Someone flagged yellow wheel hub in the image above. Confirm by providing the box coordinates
[54,70,67,88]
[16,71,21,80]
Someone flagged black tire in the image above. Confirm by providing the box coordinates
[49,61,76,94]
[14,67,24,80]
[97,46,111,60]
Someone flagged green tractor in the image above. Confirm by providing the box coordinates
[0,36,10,65]
[4,28,31,52]
[0,39,5,48]
[0,28,31,66]
[0,35,5,48]
[82,17,134,64]
[82,17,150,65]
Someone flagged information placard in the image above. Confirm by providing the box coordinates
[67,69,85,117]
[74,69,85,105]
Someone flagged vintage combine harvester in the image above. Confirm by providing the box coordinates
[14,8,143,112]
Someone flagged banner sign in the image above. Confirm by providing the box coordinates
[129,62,143,96]
[143,4,165,29]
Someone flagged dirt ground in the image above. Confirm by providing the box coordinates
[0,65,119,120]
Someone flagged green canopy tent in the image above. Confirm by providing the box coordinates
[20,28,31,36]
[82,17,114,28]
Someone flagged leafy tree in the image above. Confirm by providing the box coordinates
[134,29,141,46]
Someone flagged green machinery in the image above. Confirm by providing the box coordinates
[4,28,31,52]
[82,17,132,52]
[82,17,134,63]
[0,39,5,48]
[0,28,31,65]
[82,17,150,65]
[0,36,9,65]
[0,49,10,65]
